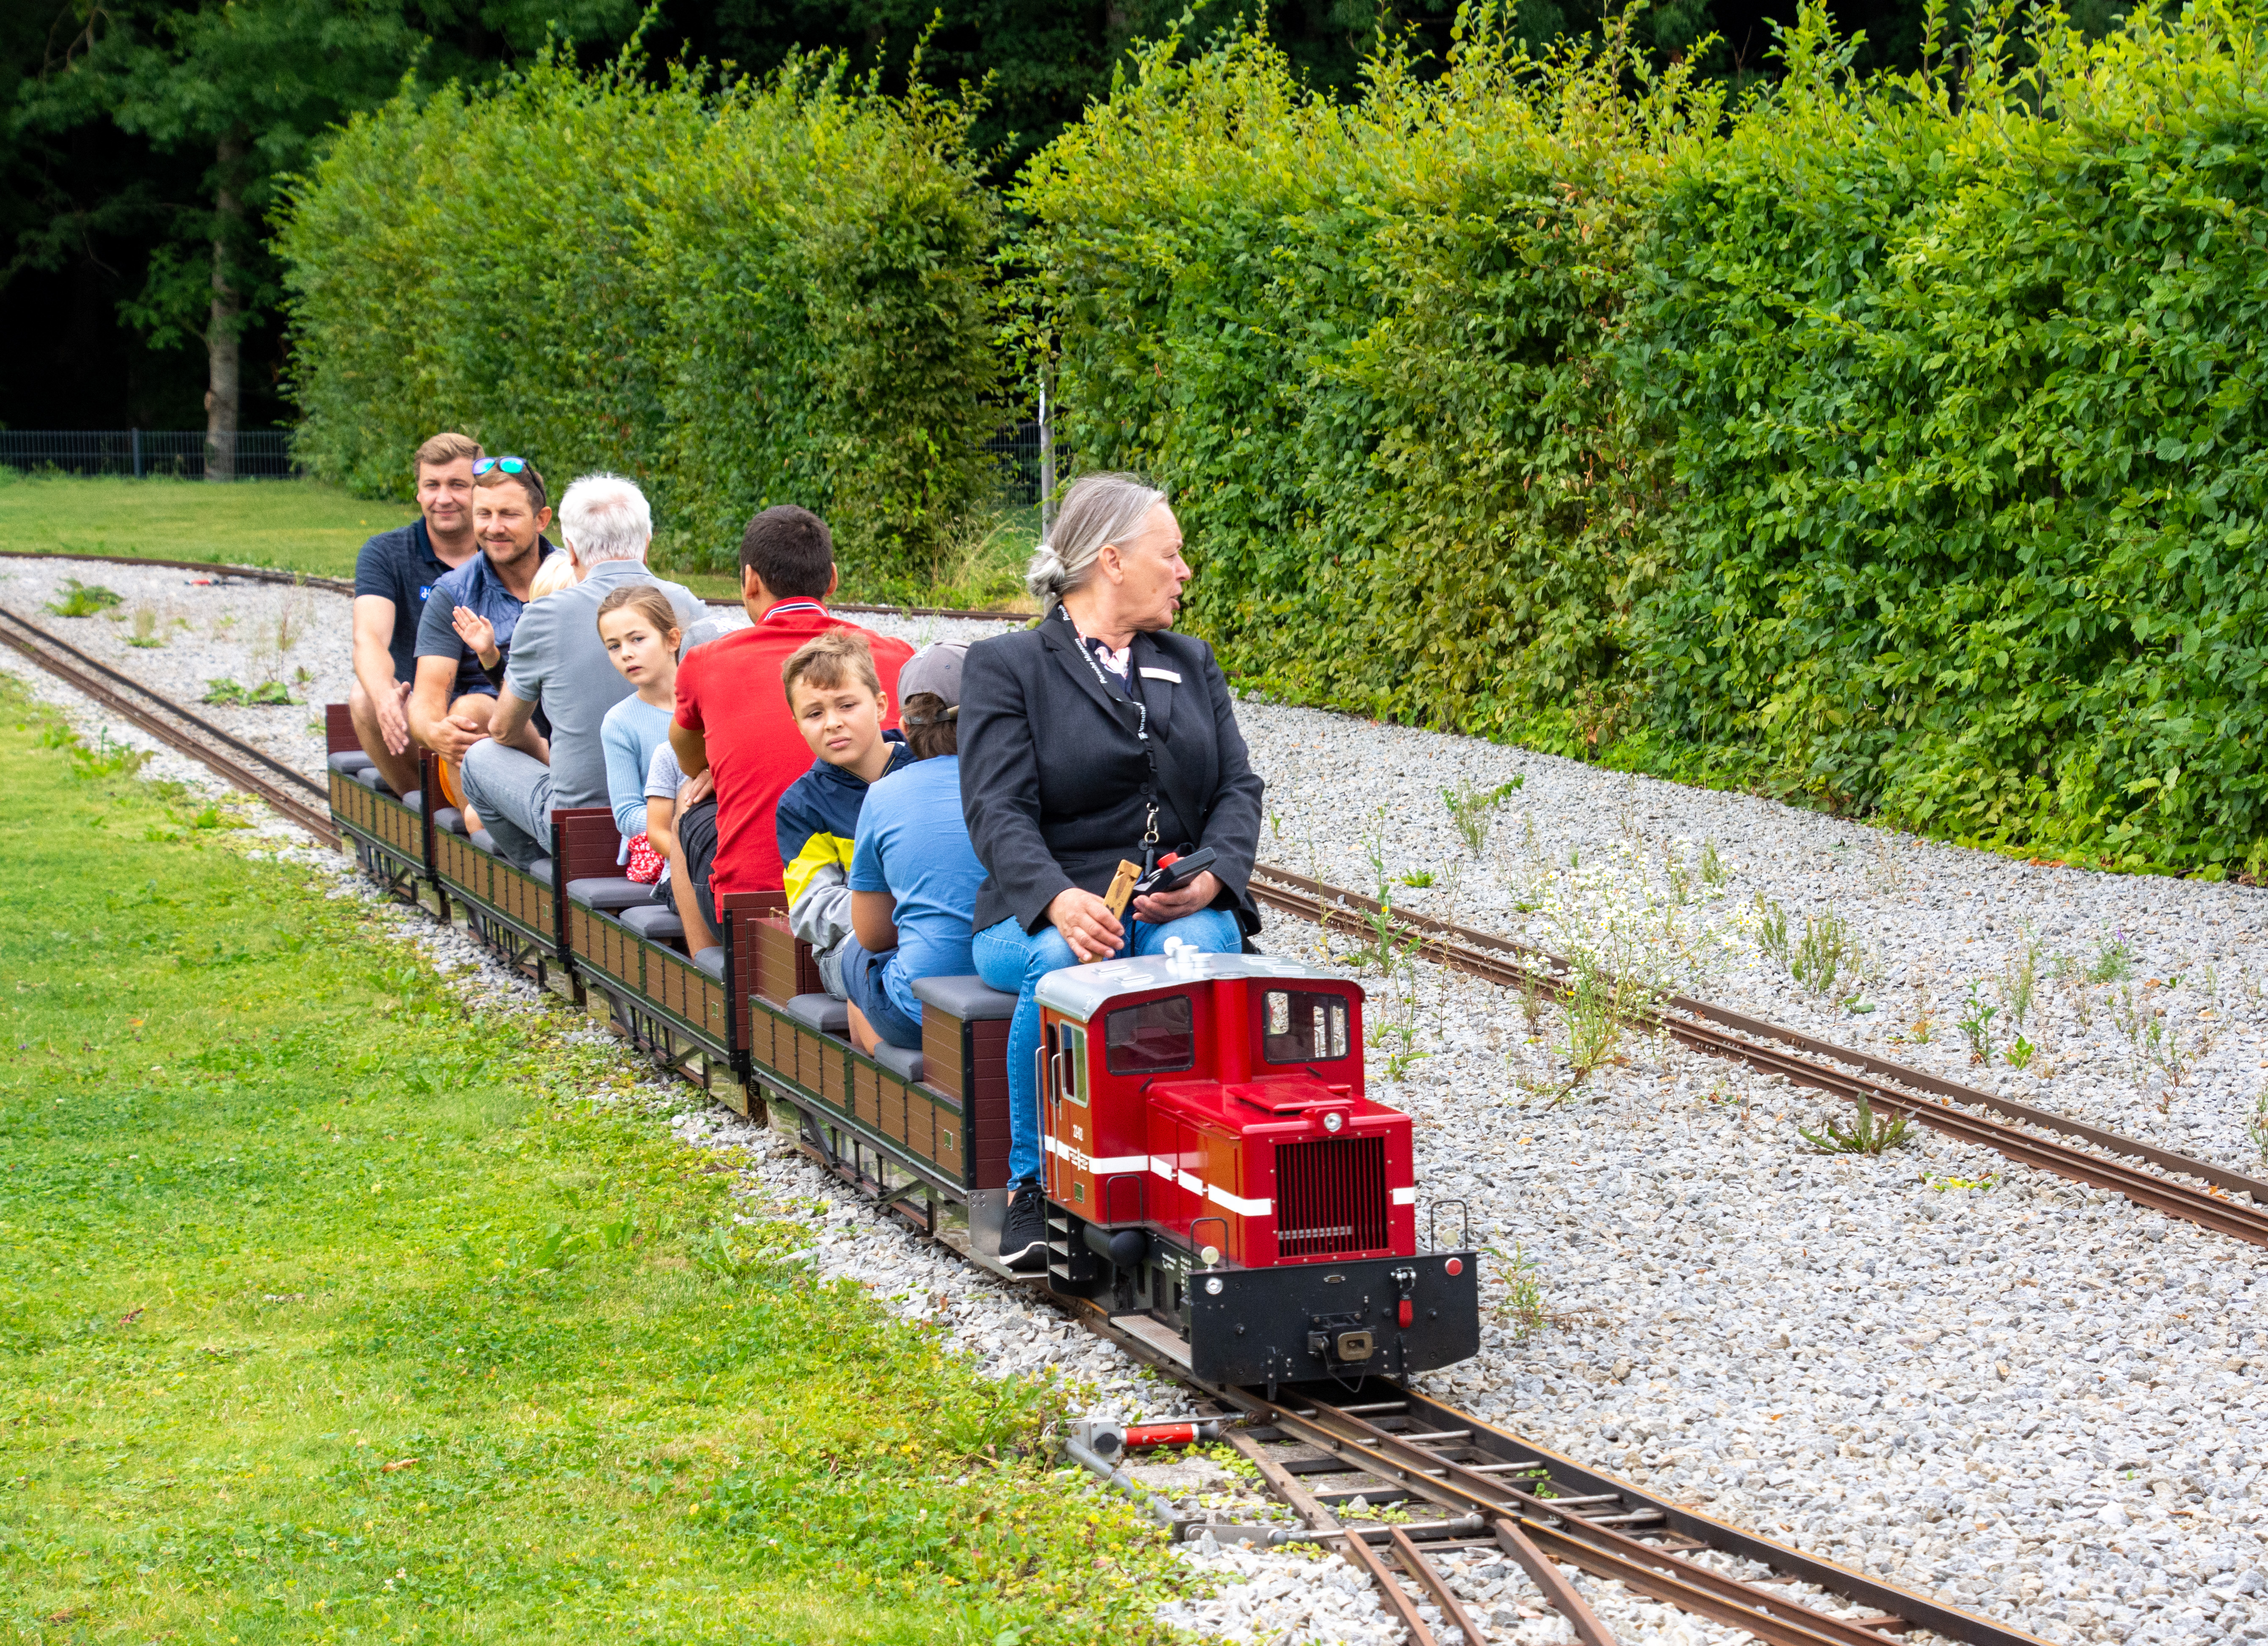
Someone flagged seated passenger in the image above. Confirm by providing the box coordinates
[406,457,563,807]
[350,431,481,798]
[669,505,914,939]
[592,585,685,878]
[961,473,1263,1270]
[773,631,910,999]
[641,739,719,948]
[842,644,984,1056]
[459,472,705,869]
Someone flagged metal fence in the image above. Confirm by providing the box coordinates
[985,417,1044,504]
[0,429,299,480]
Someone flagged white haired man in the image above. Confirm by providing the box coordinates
[460,473,707,870]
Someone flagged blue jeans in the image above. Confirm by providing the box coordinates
[461,739,553,870]
[973,907,1241,1185]
[838,932,925,1051]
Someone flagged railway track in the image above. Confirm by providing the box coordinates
[1248,864,2268,1251]
[0,603,338,845]
[1069,1304,2049,1646]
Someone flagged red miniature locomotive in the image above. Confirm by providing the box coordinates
[1035,951,1478,1391]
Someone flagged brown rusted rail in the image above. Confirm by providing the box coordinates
[0,603,338,845]
[1248,863,2268,1249]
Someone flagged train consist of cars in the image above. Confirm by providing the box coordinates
[325,712,1479,1393]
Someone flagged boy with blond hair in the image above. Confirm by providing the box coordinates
[774,631,910,1002]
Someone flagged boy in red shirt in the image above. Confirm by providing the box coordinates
[669,505,914,942]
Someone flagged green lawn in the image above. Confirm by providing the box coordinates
[0,473,1038,608]
[0,691,1177,1643]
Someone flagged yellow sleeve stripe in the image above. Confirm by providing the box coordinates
[782,832,857,908]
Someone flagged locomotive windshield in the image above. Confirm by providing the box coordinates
[1263,990,1349,1063]
[1104,995,1195,1074]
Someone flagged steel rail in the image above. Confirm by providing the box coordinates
[0,549,1030,623]
[1247,863,2268,1248]
[0,604,338,845]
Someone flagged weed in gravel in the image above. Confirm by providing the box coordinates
[1515,961,1551,1040]
[1398,870,1435,889]
[125,603,163,647]
[1753,894,1789,967]
[202,677,296,706]
[2090,932,2137,983]
[1999,931,2044,1028]
[1866,834,1907,893]
[2005,1035,2036,1071]
[1492,1243,1550,1341]
[1789,912,1863,997]
[1907,1002,1935,1044]
[1552,954,1651,1100]
[1699,838,1726,888]
[1956,981,1998,1063]
[2250,1095,2268,1163]
[58,726,153,780]
[45,577,122,617]
[1797,1096,1914,1155]
[1443,776,1521,858]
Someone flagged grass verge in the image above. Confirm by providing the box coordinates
[0,678,1179,1643]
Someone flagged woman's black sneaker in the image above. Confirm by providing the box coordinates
[999,1189,1047,1272]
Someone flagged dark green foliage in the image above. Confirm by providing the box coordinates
[1021,0,2268,878]
[278,51,1003,578]
[1014,13,1713,753]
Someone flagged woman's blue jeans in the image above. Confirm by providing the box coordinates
[972,907,1241,1185]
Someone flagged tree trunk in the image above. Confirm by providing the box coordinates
[204,133,245,483]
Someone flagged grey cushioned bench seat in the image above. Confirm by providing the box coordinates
[784,993,850,1035]
[327,750,376,774]
[470,829,498,855]
[618,904,682,942]
[433,806,464,837]
[346,767,395,795]
[871,1041,923,1084]
[693,946,724,980]
[909,975,1019,1021]
[529,857,554,886]
[402,789,423,815]
[567,877,652,911]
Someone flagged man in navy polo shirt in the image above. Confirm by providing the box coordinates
[348,432,482,795]
[406,457,562,803]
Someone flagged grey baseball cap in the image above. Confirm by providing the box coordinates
[898,641,967,707]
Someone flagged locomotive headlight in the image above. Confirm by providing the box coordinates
[1323,1111,1345,1134]
[1204,1277,1224,1296]
[1200,1244,1221,1267]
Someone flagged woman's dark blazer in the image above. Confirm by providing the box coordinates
[960,608,1265,938]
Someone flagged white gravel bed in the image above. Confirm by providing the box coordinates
[1252,912,2268,1646]
[1241,702,2268,1182]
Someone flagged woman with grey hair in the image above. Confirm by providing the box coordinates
[958,472,1265,1269]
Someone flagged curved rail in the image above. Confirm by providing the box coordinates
[1246,863,2268,1248]
[0,604,338,845]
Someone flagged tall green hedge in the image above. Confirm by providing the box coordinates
[1019,0,2268,877]
[1014,18,1714,750]
[278,53,1002,579]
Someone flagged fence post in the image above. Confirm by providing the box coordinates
[131,428,143,479]
[1038,379,1055,541]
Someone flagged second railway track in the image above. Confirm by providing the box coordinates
[1248,864,2268,1252]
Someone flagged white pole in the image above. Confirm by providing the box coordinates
[1038,376,1055,542]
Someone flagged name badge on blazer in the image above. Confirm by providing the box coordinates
[1138,667,1181,683]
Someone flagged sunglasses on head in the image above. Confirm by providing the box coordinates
[473,456,532,476]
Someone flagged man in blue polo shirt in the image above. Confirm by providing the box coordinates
[348,432,481,796]
[406,458,562,800]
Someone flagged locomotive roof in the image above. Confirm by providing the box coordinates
[1034,950,1341,1022]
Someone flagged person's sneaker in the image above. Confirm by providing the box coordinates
[999,1188,1048,1272]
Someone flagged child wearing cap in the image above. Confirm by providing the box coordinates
[842,642,986,1054]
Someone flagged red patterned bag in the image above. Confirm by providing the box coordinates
[625,833,665,884]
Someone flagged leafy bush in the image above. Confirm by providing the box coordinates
[1014,16,1713,750]
[1019,0,2268,877]
[279,50,1003,581]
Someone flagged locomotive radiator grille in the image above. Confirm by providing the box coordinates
[1274,1135,1389,1258]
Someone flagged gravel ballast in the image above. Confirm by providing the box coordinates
[5,554,2265,1644]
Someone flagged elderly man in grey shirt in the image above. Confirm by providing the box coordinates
[460,473,707,870]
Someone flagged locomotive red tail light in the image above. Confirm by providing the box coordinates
[1398,1299,1414,1328]
[1445,1257,1463,1276]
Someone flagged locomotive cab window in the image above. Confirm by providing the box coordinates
[1104,994,1195,1075]
[1053,1023,1090,1106]
[1263,990,1349,1064]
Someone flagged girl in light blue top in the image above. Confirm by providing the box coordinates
[595,585,683,876]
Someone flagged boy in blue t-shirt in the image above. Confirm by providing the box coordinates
[842,644,984,1055]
